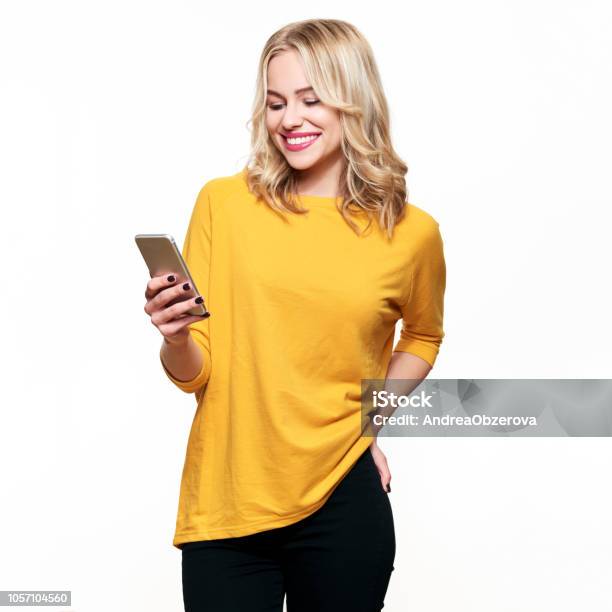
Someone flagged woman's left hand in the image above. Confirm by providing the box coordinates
[370,441,391,493]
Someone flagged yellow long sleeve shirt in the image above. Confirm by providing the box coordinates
[162,168,446,548]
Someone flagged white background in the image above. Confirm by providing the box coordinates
[1,1,611,611]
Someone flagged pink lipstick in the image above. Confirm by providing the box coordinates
[281,132,321,152]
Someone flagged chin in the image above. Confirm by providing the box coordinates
[284,159,320,171]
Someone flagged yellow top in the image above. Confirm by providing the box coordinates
[162,168,446,548]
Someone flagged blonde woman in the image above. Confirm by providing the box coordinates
[144,18,446,612]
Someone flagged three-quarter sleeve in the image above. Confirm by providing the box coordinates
[393,220,446,367]
[161,182,213,394]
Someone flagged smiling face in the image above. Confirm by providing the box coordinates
[265,48,345,190]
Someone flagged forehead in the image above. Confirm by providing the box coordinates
[266,49,312,94]
[266,86,314,97]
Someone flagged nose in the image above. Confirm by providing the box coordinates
[280,100,305,131]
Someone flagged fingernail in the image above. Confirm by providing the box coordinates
[386,484,391,493]
[183,283,191,291]
[200,312,211,318]
[167,275,176,282]
[195,296,203,304]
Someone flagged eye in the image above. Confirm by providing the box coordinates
[267,99,320,111]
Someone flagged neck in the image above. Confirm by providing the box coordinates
[295,152,345,197]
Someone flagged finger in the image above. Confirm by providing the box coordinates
[152,296,207,327]
[146,279,201,316]
[145,273,178,301]
[159,313,209,338]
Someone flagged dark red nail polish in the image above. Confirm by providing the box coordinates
[183,283,190,291]
[167,275,175,282]
[195,296,203,304]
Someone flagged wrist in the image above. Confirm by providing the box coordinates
[163,331,190,347]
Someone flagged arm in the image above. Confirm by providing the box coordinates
[392,219,446,367]
[373,219,447,438]
[161,182,213,395]
[160,333,209,394]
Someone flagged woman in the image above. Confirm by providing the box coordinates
[144,18,446,612]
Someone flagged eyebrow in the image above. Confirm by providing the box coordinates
[266,86,315,97]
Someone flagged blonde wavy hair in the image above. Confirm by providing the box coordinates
[244,18,410,239]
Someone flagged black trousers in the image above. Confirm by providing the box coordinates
[181,446,396,611]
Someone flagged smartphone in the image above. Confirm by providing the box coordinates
[134,233,210,318]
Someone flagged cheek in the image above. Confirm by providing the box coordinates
[319,124,342,150]
[265,120,278,143]
[314,111,340,139]
[265,109,280,129]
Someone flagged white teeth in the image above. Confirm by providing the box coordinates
[286,134,319,145]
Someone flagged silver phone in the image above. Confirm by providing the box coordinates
[134,233,210,318]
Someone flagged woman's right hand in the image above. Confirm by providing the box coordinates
[144,273,209,344]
